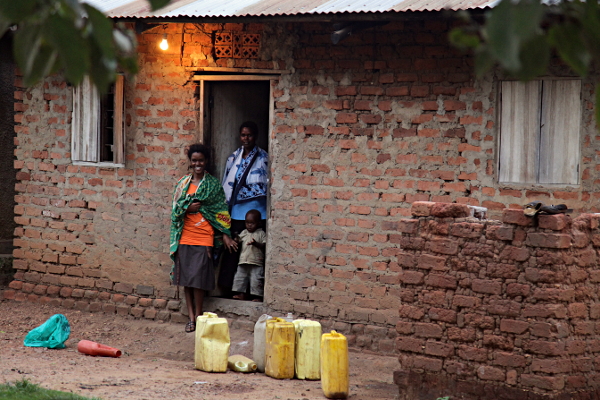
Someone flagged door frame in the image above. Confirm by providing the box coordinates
[194,74,278,302]
[193,71,282,183]
[193,74,278,147]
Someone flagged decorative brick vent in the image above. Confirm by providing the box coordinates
[214,31,260,59]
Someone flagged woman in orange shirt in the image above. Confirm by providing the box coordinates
[170,144,237,332]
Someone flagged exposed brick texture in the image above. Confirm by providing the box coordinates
[395,203,600,398]
[7,16,600,360]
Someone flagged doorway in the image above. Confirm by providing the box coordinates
[200,78,272,301]
[202,80,270,180]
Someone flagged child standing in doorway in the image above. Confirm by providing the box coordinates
[232,209,266,302]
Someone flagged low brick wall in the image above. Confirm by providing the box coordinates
[2,280,183,320]
[394,201,600,399]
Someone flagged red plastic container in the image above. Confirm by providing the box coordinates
[77,340,122,357]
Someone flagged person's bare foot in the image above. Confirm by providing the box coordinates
[233,293,247,300]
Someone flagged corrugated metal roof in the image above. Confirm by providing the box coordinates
[84,0,497,18]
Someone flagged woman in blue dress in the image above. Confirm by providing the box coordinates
[219,121,268,297]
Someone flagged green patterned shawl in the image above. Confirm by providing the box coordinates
[169,173,231,261]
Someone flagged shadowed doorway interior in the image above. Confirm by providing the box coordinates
[203,80,270,180]
[201,79,271,300]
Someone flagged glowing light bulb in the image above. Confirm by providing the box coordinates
[159,34,168,50]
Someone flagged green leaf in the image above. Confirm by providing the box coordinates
[0,13,11,38]
[117,53,139,76]
[12,22,43,78]
[83,4,115,59]
[548,23,590,77]
[88,40,115,94]
[484,0,521,72]
[147,0,171,11]
[448,28,480,50]
[511,0,544,40]
[484,0,544,73]
[24,44,58,87]
[113,27,135,55]
[474,47,495,77]
[43,13,90,85]
[61,0,86,17]
[0,0,38,23]
[13,21,58,87]
[579,1,600,60]
[514,35,549,80]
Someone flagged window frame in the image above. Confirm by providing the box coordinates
[498,78,582,186]
[71,75,125,167]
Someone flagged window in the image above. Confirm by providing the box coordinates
[498,79,581,184]
[72,75,125,165]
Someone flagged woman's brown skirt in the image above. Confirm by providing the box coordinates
[173,245,215,291]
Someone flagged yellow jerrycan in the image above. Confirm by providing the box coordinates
[293,319,321,380]
[228,354,258,372]
[321,330,349,399]
[194,312,230,372]
[265,317,295,379]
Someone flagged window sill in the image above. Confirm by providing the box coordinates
[72,161,125,168]
[498,182,580,189]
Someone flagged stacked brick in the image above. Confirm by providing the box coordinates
[266,18,596,341]
[5,15,600,356]
[394,201,600,399]
[2,280,187,322]
[270,19,598,225]
[7,23,281,305]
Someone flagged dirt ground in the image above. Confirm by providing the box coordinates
[0,300,400,400]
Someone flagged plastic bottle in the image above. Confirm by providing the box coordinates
[284,312,294,322]
[293,319,321,380]
[228,354,258,372]
[321,330,349,399]
[253,313,272,372]
[194,312,230,372]
[265,317,295,379]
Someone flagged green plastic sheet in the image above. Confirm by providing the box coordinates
[23,314,71,349]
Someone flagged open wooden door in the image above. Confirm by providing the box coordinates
[203,81,270,180]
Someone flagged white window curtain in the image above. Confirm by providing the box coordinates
[72,77,100,162]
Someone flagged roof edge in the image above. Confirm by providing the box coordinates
[113,8,488,23]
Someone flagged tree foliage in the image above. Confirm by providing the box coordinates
[450,0,600,124]
[0,0,169,93]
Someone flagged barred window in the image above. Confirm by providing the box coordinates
[72,75,125,165]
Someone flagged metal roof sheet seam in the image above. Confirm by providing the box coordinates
[82,0,496,18]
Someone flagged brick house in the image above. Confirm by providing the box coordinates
[3,1,600,398]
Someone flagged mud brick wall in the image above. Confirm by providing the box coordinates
[265,17,597,348]
[394,201,600,399]
[5,22,286,322]
[4,15,600,354]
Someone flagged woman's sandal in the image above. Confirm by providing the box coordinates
[185,320,196,333]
